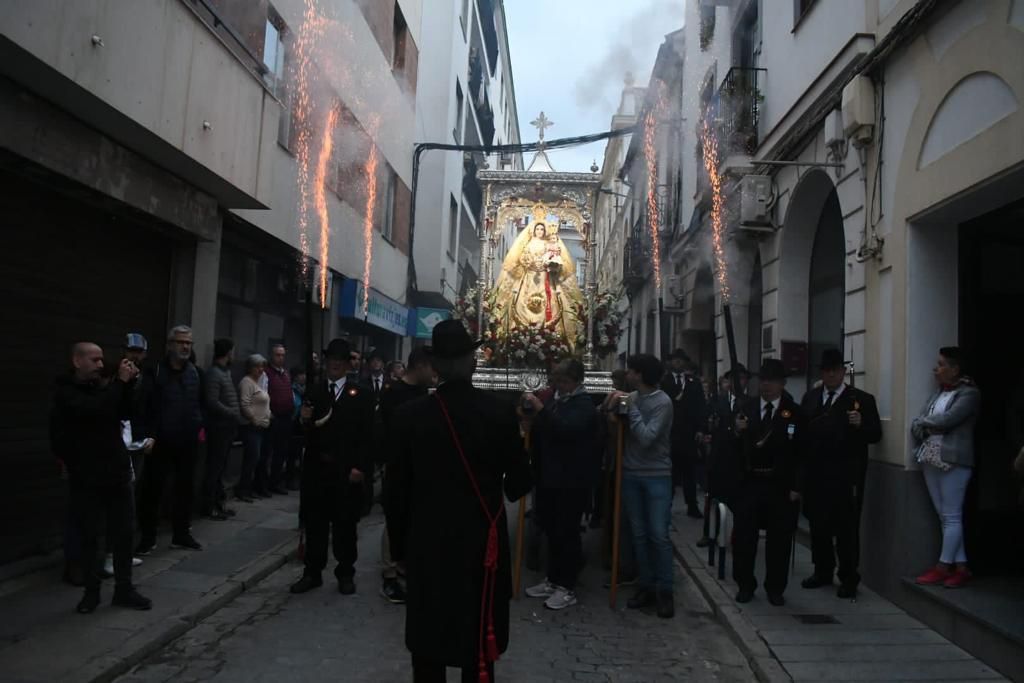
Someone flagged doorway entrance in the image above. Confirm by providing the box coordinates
[807,189,846,391]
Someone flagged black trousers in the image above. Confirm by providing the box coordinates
[672,437,698,507]
[137,440,198,539]
[302,478,362,580]
[73,479,134,592]
[806,483,863,587]
[266,415,292,487]
[537,486,589,590]
[412,656,493,683]
[202,423,236,512]
[732,482,796,595]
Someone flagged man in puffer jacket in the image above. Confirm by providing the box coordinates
[51,342,152,614]
[202,338,245,520]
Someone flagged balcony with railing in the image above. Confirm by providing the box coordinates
[623,217,650,295]
[717,66,766,159]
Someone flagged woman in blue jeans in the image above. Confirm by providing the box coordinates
[236,355,271,502]
[609,353,676,618]
[911,347,980,589]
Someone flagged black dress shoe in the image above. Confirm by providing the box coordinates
[687,506,704,519]
[290,575,323,594]
[837,584,858,599]
[735,589,754,604]
[626,588,656,609]
[112,587,153,610]
[696,536,711,548]
[767,593,786,607]
[656,590,675,619]
[217,505,237,517]
[203,509,229,521]
[76,591,100,614]
[270,485,289,495]
[338,577,356,595]
[380,579,407,604]
[801,574,833,589]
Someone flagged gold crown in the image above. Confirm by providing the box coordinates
[532,205,547,222]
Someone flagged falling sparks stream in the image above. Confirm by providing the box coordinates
[700,114,730,302]
[361,118,381,317]
[314,107,338,308]
[643,82,667,292]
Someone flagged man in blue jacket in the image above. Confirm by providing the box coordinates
[523,359,601,611]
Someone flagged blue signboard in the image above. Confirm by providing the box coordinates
[339,280,409,337]
[409,307,450,339]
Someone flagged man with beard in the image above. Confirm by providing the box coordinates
[290,338,374,595]
[386,321,532,682]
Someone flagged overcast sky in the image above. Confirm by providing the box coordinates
[504,0,685,173]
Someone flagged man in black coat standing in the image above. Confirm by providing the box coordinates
[386,321,532,683]
[799,349,882,598]
[51,342,152,614]
[290,338,374,595]
[732,359,804,607]
[522,358,601,611]
[660,349,706,518]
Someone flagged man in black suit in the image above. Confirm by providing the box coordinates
[800,349,882,598]
[290,338,374,595]
[660,349,706,518]
[700,365,752,548]
[386,321,532,683]
[732,359,803,607]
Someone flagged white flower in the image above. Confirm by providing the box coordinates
[515,350,526,359]
[537,351,546,361]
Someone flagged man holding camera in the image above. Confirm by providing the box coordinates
[51,343,152,613]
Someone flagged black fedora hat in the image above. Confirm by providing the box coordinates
[759,358,787,381]
[819,348,844,369]
[725,363,751,380]
[431,320,482,359]
[669,348,691,361]
[323,338,352,359]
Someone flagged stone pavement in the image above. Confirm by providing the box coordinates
[0,493,301,683]
[116,506,754,683]
[670,500,1009,682]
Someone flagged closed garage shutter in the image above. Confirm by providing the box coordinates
[0,170,173,564]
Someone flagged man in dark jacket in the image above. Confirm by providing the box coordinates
[660,349,706,518]
[264,344,293,494]
[51,342,152,613]
[705,365,751,518]
[732,359,803,607]
[522,358,601,611]
[290,338,374,595]
[386,320,532,683]
[202,338,243,520]
[135,325,205,553]
[799,349,882,598]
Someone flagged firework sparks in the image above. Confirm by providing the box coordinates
[643,82,668,292]
[292,0,328,282]
[700,113,729,302]
[361,117,381,317]
[314,106,338,308]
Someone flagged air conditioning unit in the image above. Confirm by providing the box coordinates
[739,175,773,229]
[842,76,875,147]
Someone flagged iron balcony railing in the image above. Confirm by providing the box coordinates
[717,66,767,155]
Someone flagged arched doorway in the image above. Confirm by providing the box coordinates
[807,189,846,391]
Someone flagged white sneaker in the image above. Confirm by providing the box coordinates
[544,588,578,611]
[132,557,143,567]
[525,578,556,598]
[103,554,114,576]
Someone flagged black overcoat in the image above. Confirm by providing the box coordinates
[385,379,532,667]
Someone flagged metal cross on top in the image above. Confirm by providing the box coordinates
[530,111,553,142]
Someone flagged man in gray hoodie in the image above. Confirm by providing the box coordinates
[609,353,675,618]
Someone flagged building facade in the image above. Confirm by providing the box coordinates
[596,0,1024,676]
[0,0,432,562]
[413,0,522,313]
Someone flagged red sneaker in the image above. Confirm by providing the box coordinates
[943,567,972,589]
[915,565,950,585]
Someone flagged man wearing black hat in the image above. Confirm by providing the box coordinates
[290,338,374,595]
[702,365,751,539]
[386,320,532,682]
[799,349,882,598]
[659,349,706,517]
[732,359,804,606]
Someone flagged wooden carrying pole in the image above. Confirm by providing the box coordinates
[512,430,530,598]
[609,419,625,608]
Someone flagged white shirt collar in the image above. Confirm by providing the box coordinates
[329,377,347,394]
[823,383,846,404]
[760,397,778,414]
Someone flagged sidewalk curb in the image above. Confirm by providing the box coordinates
[68,535,299,683]
[672,533,791,683]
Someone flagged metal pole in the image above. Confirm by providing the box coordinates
[609,419,625,608]
[512,429,530,598]
[722,303,741,400]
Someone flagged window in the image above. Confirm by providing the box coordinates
[382,169,396,242]
[392,3,407,72]
[699,3,716,51]
[448,196,459,257]
[793,0,817,29]
[454,82,464,143]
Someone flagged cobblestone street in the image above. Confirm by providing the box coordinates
[116,510,753,683]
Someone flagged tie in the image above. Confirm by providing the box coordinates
[824,390,836,410]
[330,382,338,401]
[763,401,774,423]
[375,378,381,394]
[676,374,684,390]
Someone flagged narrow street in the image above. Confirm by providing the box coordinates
[116,510,753,683]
